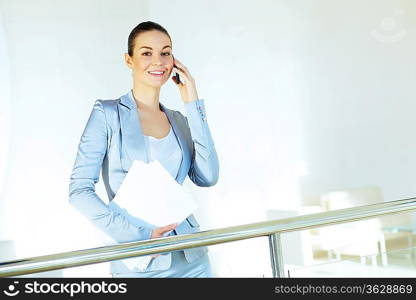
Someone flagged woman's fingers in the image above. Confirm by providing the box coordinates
[175,66,192,80]
[151,223,177,239]
[173,57,193,79]
[149,223,178,258]
[166,222,178,230]
[173,57,188,71]
[174,67,194,86]
[159,223,178,234]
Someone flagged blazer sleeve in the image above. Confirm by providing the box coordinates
[184,99,219,187]
[68,100,152,243]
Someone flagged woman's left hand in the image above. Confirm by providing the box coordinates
[171,57,199,103]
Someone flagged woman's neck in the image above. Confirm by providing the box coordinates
[131,82,161,112]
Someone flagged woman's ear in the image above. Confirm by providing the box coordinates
[124,53,133,69]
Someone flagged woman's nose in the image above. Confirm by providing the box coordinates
[151,55,163,65]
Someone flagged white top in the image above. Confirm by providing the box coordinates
[144,126,182,179]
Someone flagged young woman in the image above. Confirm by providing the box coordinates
[69,21,219,277]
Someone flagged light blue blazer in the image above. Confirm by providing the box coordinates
[68,90,219,274]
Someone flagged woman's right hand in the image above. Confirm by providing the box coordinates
[151,223,178,239]
[150,223,178,258]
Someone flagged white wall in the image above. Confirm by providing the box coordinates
[0,2,12,241]
[0,0,415,277]
[292,0,416,204]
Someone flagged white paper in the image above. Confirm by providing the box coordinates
[112,159,198,271]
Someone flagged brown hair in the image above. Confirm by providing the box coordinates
[127,21,172,56]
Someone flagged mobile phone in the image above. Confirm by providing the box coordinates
[172,54,181,84]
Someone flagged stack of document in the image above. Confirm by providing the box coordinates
[111,159,198,271]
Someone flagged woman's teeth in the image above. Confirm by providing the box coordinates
[148,71,165,77]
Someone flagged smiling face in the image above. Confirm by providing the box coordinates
[125,30,174,88]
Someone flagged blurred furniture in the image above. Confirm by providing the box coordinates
[314,187,388,266]
[382,225,416,265]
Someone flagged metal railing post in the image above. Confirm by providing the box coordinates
[269,233,285,278]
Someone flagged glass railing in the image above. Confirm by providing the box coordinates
[287,246,416,277]
[1,197,416,277]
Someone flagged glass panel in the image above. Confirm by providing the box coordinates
[287,246,416,277]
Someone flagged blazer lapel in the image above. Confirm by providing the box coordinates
[118,91,149,171]
[162,104,191,182]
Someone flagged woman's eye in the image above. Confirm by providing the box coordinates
[142,52,170,56]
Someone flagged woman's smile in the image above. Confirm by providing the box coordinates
[147,70,166,78]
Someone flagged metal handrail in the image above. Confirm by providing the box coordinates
[1,197,416,277]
